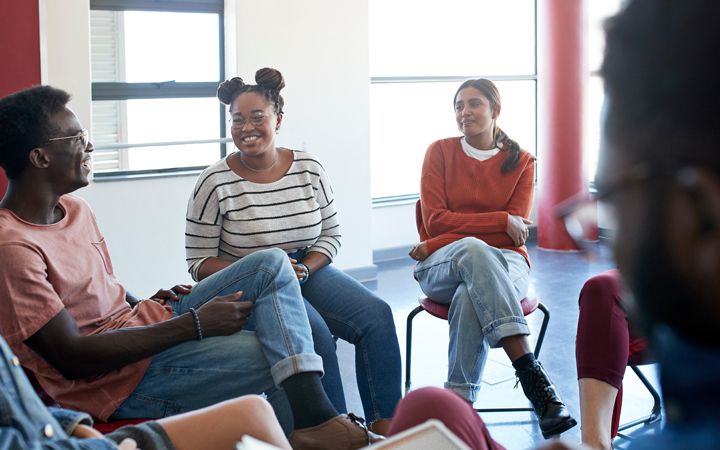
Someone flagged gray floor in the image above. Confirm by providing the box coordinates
[335,242,663,449]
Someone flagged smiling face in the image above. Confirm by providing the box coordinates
[454,87,499,146]
[43,107,94,193]
[229,92,282,156]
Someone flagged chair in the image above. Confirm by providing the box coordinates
[615,353,662,438]
[405,295,550,413]
[23,367,148,433]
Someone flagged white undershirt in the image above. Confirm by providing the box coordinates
[461,137,500,161]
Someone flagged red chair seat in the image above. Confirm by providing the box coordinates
[419,295,539,320]
[93,418,147,433]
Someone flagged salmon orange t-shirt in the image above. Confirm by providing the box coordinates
[0,194,173,420]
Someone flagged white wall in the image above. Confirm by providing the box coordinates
[38,0,411,295]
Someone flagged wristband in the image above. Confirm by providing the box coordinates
[297,262,310,285]
[188,308,203,340]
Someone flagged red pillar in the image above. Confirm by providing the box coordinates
[537,0,589,250]
[0,0,42,196]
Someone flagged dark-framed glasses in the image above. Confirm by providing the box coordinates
[556,159,678,256]
[47,129,89,148]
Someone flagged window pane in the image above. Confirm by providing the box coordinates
[370,80,536,198]
[369,0,535,77]
[91,10,220,82]
[91,97,222,172]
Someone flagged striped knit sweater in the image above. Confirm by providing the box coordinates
[185,150,340,281]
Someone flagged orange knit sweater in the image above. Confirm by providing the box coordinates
[418,137,535,264]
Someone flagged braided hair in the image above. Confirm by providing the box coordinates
[454,79,522,173]
[217,68,285,113]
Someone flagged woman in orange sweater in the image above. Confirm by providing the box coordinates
[409,79,576,439]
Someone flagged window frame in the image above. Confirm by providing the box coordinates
[90,0,226,180]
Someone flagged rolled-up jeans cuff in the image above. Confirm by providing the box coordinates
[444,381,480,403]
[270,353,324,385]
[485,320,530,348]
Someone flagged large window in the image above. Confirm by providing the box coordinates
[89,0,225,177]
[369,0,537,200]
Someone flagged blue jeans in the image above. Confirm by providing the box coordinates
[413,237,530,402]
[293,250,402,422]
[111,248,324,434]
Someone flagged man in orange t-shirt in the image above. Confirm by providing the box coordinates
[0,86,379,447]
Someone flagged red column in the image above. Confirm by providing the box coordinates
[0,0,41,197]
[537,0,589,250]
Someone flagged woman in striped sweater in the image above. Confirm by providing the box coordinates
[409,79,576,439]
[185,68,401,435]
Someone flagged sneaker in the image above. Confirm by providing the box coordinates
[516,361,578,439]
[289,413,385,450]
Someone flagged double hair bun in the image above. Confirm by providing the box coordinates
[217,68,285,105]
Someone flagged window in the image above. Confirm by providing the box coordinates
[369,0,537,200]
[584,0,624,183]
[89,0,225,177]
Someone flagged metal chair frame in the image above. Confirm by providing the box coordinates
[404,297,550,413]
[616,365,663,439]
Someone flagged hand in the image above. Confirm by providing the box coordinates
[150,284,193,305]
[506,215,532,246]
[72,424,104,439]
[409,242,429,261]
[288,257,308,280]
[118,438,138,450]
[196,292,254,337]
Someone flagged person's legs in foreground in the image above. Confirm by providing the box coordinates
[113,248,379,449]
[301,263,403,435]
[414,237,576,438]
[388,387,505,450]
[156,395,291,450]
[576,270,646,450]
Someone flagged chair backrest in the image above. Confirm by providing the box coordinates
[415,199,423,232]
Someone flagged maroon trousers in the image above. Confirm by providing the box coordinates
[575,269,647,437]
[388,387,505,450]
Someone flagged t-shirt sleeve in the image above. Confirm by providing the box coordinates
[0,243,65,346]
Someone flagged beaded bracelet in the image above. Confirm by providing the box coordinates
[188,308,203,340]
[297,263,310,286]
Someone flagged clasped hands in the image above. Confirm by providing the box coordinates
[409,214,532,261]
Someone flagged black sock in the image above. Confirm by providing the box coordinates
[512,352,537,371]
[281,372,338,429]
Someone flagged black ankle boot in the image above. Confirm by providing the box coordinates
[516,361,577,439]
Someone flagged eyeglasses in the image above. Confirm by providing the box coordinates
[230,113,269,128]
[556,160,669,255]
[47,129,89,148]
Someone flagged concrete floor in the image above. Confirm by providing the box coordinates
[335,242,663,449]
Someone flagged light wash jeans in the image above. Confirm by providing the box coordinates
[292,249,402,423]
[413,237,530,402]
[111,248,324,434]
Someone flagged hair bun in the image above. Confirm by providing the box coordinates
[217,77,246,105]
[255,68,285,92]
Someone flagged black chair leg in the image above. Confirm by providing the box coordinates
[534,302,550,358]
[617,365,663,436]
[405,305,424,394]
